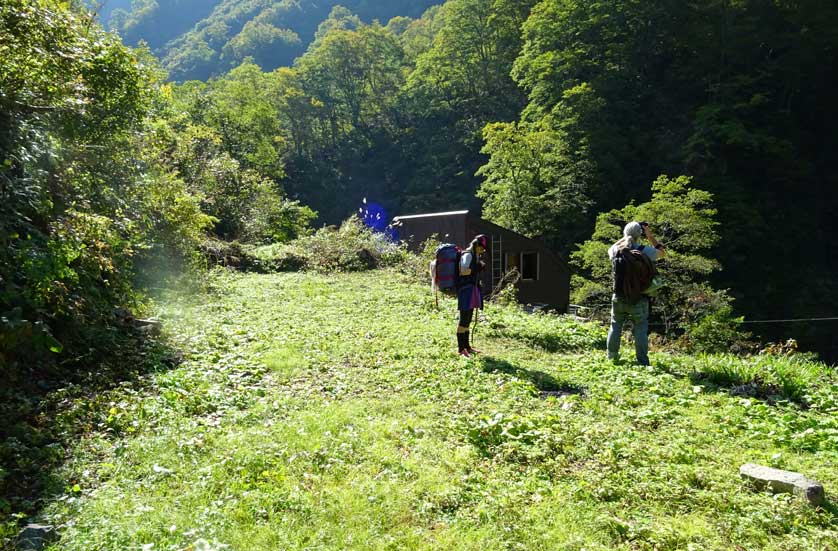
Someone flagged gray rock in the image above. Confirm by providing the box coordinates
[17,524,58,551]
[134,318,162,335]
[740,463,825,506]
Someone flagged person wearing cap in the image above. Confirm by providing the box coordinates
[456,234,488,357]
[606,221,666,365]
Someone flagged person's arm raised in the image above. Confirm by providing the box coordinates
[643,226,666,259]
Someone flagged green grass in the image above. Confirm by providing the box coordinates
[28,269,838,550]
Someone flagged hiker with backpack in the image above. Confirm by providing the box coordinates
[429,234,488,357]
[607,221,665,366]
[456,234,488,357]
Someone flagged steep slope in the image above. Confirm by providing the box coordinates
[109,0,223,48]
[108,0,440,80]
[89,0,133,25]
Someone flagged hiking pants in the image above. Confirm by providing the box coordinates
[607,297,650,365]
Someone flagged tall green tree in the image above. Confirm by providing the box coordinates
[407,0,534,127]
[163,64,314,242]
[394,0,537,214]
[296,23,405,137]
[572,175,728,335]
[276,21,409,221]
[477,119,593,249]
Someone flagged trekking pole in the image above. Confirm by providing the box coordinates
[472,285,482,345]
[472,307,479,346]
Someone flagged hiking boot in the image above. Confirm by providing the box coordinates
[458,348,471,358]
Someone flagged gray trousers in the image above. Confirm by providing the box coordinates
[606,297,650,365]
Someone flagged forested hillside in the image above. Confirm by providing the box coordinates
[88,0,131,24]
[105,0,441,80]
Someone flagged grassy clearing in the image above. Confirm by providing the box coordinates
[26,269,838,550]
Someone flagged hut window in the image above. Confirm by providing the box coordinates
[505,252,520,273]
[505,252,539,280]
[521,252,538,280]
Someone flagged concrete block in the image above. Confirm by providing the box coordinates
[740,463,825,506]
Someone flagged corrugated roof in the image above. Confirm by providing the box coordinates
[392,210,469,221]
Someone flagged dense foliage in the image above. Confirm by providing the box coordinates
[0,0,312,374]
[476,0,838,344]
[0,0,206,371]
[253,216,412,273]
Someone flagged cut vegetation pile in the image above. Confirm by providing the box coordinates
[10,269,838,550]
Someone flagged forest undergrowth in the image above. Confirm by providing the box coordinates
[4,269,837,550]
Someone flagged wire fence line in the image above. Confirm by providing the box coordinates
[739,317,838,324]
[569,304,838,326]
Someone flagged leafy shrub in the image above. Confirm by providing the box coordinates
[197,156,310,243]
[681,305,754,353]
[199,238,271,272]
[243,192,316,244]
[758,338,820,362]
[256,216,410,273]
[390,236,443,286]
[490,267,521,306]
[686,354,831,404]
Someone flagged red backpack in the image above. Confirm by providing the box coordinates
[431,243,461,306]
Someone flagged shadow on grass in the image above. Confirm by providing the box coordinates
[499,332,607,353]
[0,324,180,529]
[480,356,586,398]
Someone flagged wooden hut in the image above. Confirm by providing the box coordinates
[392,210,570,312]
